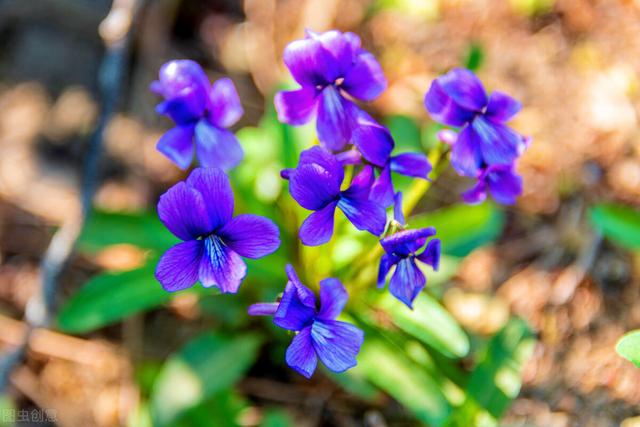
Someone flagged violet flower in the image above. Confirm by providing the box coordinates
[151,60,244,170]
[424,68,526,177]
[274,30,386,151]
[155,168,280,293]
[462,163,523,205]
[351,112,432,207]
[248,265,364,378]
[283,146,386,246]
[378,228,441,308]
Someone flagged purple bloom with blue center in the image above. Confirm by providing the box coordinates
[283,146,386,246]
[378,228,441,308]
[274,30,386,151]
[151,60,244,171]
[424,68,526,177]
[248,265,364,378]
[155,168,280,293]
[462,163,523,205]
[350,112,432,207]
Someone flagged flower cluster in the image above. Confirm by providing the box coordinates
[151,30,527,379]
[424,68,529,205]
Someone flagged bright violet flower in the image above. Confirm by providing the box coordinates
[378,228,441,308]
[274,30,386,151]
[155,168,280,293]
[151,60,244,170]
[283,146,386,246]
[349,112,431,207]
[424,68,526,177]
[462,163,523,205]
[248,265,364,378]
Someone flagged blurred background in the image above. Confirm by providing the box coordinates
[1,0,640,426]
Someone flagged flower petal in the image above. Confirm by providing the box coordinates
[283,37,335,87]
[389,257,426,308]
[471,116,521,167]
[424,80,477,127]
[155,240,203,292]
[316,86,359,151]
[312,30,357,79]
[417,238,441,271]
[274,87,318,125]
[461,180,488,205]
[317,278,348,320]
[289,164,340,211]
[393,191,405,225]
[337,194,386,236]
[351,112,394,167]
[186,168,234,231]
[156,125,195,170]
[450,125,482,177]
[194,121,243,170]
[155,60,210,100]
[285,326,318,379]
[298,146,344,187]
[157,181,212,240]
[156,87,206,125]
[342,51,387,101]
[247,302,278,316]
[389,152,432,179]
[377,253,399,288]
[199,236,247,293]
[485,91,522,123]
[370,165,395,208]
[486,165,523,205]
[311,319,364,373]
[299,201,337,246]
[437,68,487,111]
[208,77,243,128]
[274,267,317,330]
[380,228,436,257]
[343,165,375,200]
[218,214,280,258]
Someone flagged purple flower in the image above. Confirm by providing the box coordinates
[350,112,432,208]
[283,146,386,246]
[151,60,244,170]
[274,30,386,151]
[378,228,441,308]
[462,163,523,205]
[155,168,280,293]
[248,265,364,378]
[424,68,526,177]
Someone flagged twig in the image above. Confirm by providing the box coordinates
[0,0,142,392]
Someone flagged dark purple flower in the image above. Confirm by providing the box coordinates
[248,265,364,378]
[284,146,386,246]
[350,112,432,207]
[461,163,523,205]
[151,60,244,170]
[155,168,280,293]
[378,228,441,308]
[274,30,386,151]
[424,68,526,177]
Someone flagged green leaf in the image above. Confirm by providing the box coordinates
[356,338,451,426]
[589,203,640,250]
[57,260,170,333]
[464,42,484,71]
[176,391,248,427]
[79,210,177,253]
[409,203,505,256]
[379,293,470,358]
[459,318,534,422]
[150,333,261,427]
[616,330,640,367]
[260,408,294,427]
[0,395,16,427]
[384,115,423,151]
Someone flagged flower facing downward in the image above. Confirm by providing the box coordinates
[378,228,441,308]
[275,30,386,151]
[151,60,244,170]
[283,146,386,246]
[155,168,280,293]
[424,68,526,177]
[461,163,523,205]
[248,265,364,378]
